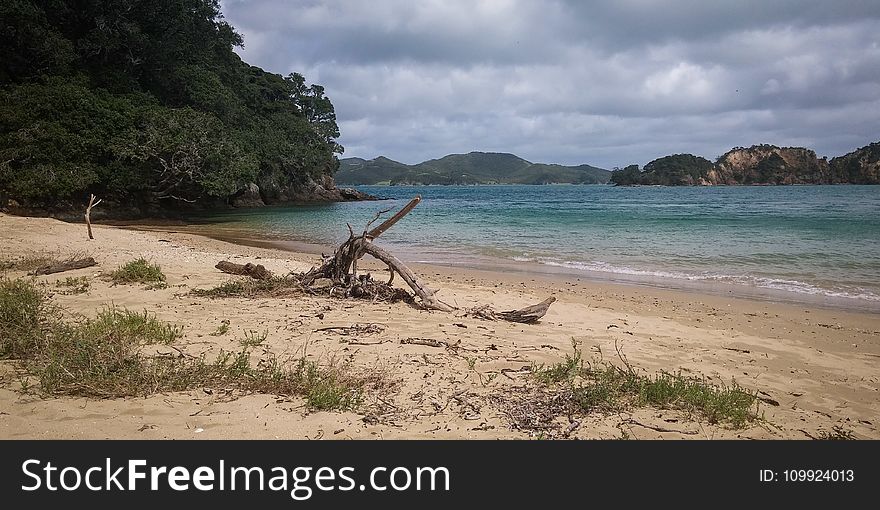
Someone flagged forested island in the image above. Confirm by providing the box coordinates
[610,143,880,186]
[337,152,611,185]
[1,0,366,217]
[339,143,879,187]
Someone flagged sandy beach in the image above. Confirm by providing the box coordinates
[1,212,878,440]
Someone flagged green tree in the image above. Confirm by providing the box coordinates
[0,0,342,211]
[286,73,343,154]
[610,165,643,185]
[642,154,714,185]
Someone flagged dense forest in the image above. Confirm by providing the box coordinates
[1,0,357,216]
[611,142,880,186]
[337,152,611,185]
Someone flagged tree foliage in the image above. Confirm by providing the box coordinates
[609,165,643,186]
[610,155,713,186]
[0,0,342,211]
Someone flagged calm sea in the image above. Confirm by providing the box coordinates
[192,185,880,311]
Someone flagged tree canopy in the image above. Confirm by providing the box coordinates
[0,0,342,212]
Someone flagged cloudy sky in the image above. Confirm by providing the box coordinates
[221,0,880,168]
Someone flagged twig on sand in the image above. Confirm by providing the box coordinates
[623,418,699,435]
[563,420,581,437]
[344,340,387,346]
[314,323,385,336]
[400,338,448,348]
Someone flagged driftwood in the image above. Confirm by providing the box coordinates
[465,297,556,324]
[498,297,557,323]
[400,338,448,348]
[314,323,385,336]
[85,194,102,240]
[294,195,554,321]
[367,196,421,239]
[216,261,273,280]
[302,196,453,311]
[361,243,453,311]
[30,257,97,276]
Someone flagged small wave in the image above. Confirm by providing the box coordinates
[528,257,880,302]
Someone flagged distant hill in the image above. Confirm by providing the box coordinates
[610,142,880,186]
[337,152,611,185]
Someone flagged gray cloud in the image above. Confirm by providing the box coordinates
[221,0,880,168]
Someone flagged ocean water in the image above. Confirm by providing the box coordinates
[193,185,880,311]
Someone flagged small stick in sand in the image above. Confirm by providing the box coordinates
[400,338,447,348]
[85,194,102,240]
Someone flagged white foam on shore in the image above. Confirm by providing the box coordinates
[520,257,880,302]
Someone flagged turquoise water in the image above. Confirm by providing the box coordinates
[194,185,880,310]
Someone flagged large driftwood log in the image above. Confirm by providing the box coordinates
[465,297,556,323]
[216,261,273,280]
[361,242,453,312]
[300,195,455,311]
[30,257,97,276]
[299,195,554,319]
[85,194,102,240]
[301,196,422,286]
[497,297,556,323]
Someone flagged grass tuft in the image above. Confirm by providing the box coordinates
[240,329,268,347]
[209,320,230,336]
[816,426,856,440]
[0,278,379,410]
[55,276,90,295]
[81,307,183,345]
[531,346,583,385]
[530,340,759,428]
[0,278,53,359]
[109,258,166,287]
[191,277,307,298]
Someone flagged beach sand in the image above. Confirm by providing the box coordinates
[1,212,878,440]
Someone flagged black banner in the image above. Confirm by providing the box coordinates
[1,440,874,506]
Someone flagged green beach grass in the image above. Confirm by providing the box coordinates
[0,278,384,410]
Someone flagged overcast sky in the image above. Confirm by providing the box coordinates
[221,0,880,168]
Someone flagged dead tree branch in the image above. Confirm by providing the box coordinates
[367,196,421,239]
[361,243,453,311]
[85,194,102,240]
[209,195,555,321]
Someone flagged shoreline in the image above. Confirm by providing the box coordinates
[128,222,880,315]
[2,213,878,440]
